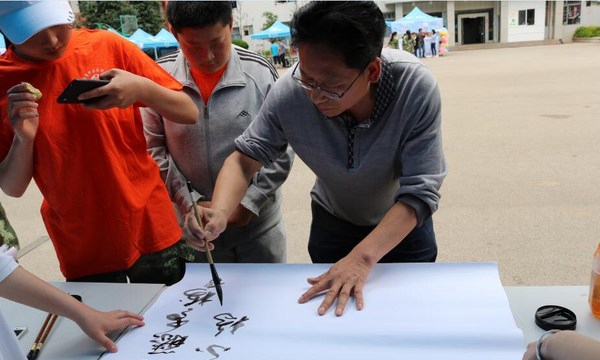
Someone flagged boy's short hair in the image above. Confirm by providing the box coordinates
[167,1,232,34]
[291,1,386,70]
[0,1,74,45]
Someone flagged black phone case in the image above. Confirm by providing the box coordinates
[56,79,109,104]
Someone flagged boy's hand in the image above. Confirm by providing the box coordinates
[183,204,228,248]
[195,200,254,228]
[182,205,216,252]
[77,307,144,353]
[79,69,146,110]
[6,83,40,142]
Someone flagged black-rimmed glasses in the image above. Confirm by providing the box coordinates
[291,62,363,101]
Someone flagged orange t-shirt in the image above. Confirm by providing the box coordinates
[190,65,227,103]
[0,30,182,279]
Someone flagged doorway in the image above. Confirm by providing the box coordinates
[463,17,484,44]
[457,13,488,45]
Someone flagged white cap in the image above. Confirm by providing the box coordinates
[0,1,74,45]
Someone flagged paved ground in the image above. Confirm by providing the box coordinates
[2,43,599,286]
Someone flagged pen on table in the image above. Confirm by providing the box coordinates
[26,313,51,360]
[27,312,58,360]
[186,180,224,306]
[31,313,58,360]
[26,294,79,360]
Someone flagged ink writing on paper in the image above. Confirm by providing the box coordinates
[149,333,188,355]
[214,313,249,337]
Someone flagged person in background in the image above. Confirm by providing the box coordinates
[417,28,425,58]
[270,39,280,68]
[0,202,18,249]
[387,31,399,49]
[278,39,287,68]
[431,29,439,57]
[143,1,293,263]
[522,330,600,360]
[0,1,198,284]
[190,1,445,317]
[402,29,415,53]
[0,250,144,359]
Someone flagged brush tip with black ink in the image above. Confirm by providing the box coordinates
[210,263,224,306]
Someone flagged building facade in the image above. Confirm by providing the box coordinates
[232,1,307,54]
[379,1,600,46]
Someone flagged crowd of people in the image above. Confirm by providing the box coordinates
[0,1,597,359]
[388,28,441,58]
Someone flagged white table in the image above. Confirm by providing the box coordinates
[505,286,600,343]
[4,270,600,359]
[1,282,164,360]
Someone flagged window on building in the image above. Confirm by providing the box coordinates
[563,1,582,24]
[243,25,253,37]
[518,9,535,25]
[586,0,600,5]
[232,26,241,40]
[383,12,395,21]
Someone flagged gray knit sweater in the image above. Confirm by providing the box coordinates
[236,48,446,227]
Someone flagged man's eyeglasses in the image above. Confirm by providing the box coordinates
[291,62,363,101]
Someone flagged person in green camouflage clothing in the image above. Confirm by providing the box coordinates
[402,30,416,54]
[0,201,19,249]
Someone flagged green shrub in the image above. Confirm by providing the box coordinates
[574,26,600,38]
[232,39,249,49]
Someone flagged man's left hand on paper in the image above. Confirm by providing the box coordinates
[297,252,373,316]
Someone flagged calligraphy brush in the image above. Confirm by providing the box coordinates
[31,313,58,360]
[186,181,223,306]
[27,313,51,360]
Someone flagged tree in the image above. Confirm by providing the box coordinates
[130,1,164,35]
[262,11,278,30]
[78,1,164,35]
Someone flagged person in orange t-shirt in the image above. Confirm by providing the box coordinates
[0,1,198,284]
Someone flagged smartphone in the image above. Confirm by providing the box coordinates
[13,326,27,339]
[56,79,109,104]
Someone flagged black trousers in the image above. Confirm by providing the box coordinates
[308,202,437,264]
[67,242,186,285]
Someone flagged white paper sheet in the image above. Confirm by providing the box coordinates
[102,263,524,360]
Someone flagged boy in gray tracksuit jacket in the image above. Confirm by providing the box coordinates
[142,1,294,263]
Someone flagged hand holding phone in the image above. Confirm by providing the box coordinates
[57,79,110,104]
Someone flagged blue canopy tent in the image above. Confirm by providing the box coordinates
[154,28,179,47]
[391,7,443,34]
[127,28,165,59]
[250,20,291,39]
[127,28,160,49]
[0,34,6,55]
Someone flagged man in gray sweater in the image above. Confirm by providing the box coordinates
[142,1,293,263]
[191,1,446,316]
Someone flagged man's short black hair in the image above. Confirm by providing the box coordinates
[167,1,232,34]
[291,1,386,70]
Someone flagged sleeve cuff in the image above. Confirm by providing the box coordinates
[240,184,269,216]
[398,195,431,228]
